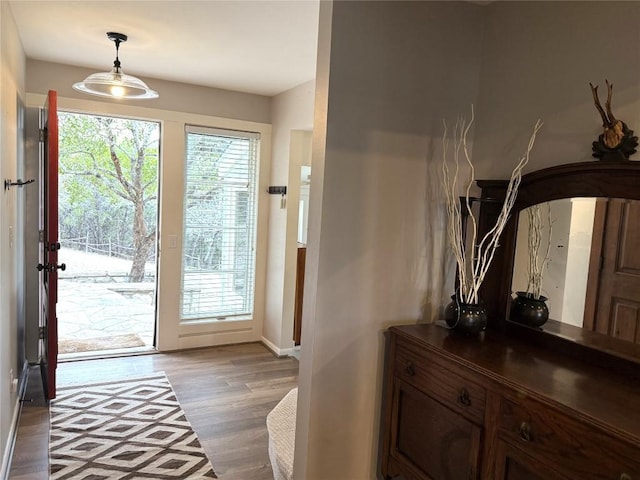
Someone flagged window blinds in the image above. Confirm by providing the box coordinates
[181,125,259,321]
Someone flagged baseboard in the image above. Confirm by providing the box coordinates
[261,336,295,358]
[0,361,29,480]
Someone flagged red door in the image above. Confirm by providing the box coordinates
[38,90,61,400]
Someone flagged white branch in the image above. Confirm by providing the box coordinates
[525,202,553,299]
[442,110,543,305]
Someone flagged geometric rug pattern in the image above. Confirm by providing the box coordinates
[49,373,217,479]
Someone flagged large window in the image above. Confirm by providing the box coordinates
[181,125,259,321]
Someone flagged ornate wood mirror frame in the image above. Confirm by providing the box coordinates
[477,161,640,369]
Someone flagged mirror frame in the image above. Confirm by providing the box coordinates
[476,161,640,367]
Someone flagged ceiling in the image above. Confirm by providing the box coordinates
[8,0,320,97]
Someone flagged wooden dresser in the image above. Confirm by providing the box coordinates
[380,324,640,480]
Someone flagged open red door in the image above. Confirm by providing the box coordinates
[38,90,62,401]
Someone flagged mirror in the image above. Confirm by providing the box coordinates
[476,161,640,359]
[512,197,640,344]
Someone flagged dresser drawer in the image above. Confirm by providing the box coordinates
[394,340,486,424]
[499,396,640,480]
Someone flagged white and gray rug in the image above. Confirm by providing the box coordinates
[49,372,216,479]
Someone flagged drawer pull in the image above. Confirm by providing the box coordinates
[404,362,416,376]
[519,421,532,442]
[620,474,632,480]
[458,388,471,407]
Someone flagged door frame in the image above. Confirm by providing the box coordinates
[27,93,272,352]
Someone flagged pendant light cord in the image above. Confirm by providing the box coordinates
[113,37,122,72]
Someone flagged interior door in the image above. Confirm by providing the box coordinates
[38,90,61,400]
[586,198,640,343]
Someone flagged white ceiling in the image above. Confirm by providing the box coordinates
[8,0,320,97]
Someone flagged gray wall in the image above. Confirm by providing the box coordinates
[295,1,640,478]
[295,2,484,478]
[0,2,26,475]
[23,107,41,363]
[474,1,640,177]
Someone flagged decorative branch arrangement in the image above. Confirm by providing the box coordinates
[442,106,543,305]
[524,203,552,300]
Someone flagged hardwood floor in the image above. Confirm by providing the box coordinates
[8,342,298,480]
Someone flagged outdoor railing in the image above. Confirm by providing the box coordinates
[61,236,156,261]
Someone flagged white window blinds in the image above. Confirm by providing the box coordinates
[181,125,259,321]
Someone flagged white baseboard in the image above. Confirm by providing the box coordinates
[0,361,29,480]
[261,336,295,358]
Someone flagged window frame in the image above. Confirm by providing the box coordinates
[180,125,261,323]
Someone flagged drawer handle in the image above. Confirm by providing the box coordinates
[619,474,632,480]
[404,362,416,376]
[458,388,471,407]
[519,422,532,442]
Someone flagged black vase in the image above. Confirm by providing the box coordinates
[510,291,549,327]
[444,296,487,336]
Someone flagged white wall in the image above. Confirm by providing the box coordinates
[0,2,26,476]
[543,200,572,320]
[562,198,596,327]
[27,60,271,124]
[264,80,315,355]
[295,2,484,478]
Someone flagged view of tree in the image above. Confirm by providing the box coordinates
[183,133,231,270]
[58,113,159,282]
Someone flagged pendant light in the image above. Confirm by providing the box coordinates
[73,32,159,100]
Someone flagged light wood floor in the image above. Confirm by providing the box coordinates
[8,342,299,480]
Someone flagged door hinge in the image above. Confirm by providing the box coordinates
[39,230,45,242]
[39,326,46,340]
[39,128,46,142]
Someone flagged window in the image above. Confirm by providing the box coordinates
[181,125,259,321]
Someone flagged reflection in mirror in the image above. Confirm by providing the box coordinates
[513,198,596,327]
[297,166,311,244]
[512,198,640,345]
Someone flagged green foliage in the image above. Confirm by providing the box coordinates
[59,112,159,266]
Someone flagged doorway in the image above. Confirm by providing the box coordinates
[56,112,160,357]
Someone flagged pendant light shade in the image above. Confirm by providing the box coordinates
[73,32,158,100]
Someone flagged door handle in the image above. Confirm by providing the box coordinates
[519,422,532,442]
[458,388,471,406]
[37,263,66,272]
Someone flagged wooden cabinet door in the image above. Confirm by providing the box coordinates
[585,199,640,343]
[493,440,568,480]
[387,380,481,480]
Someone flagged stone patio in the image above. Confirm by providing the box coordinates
[57,248,157,357]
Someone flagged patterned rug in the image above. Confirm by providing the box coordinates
[49,373,217,479]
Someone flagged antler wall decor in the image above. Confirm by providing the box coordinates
[589,80,638,161]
